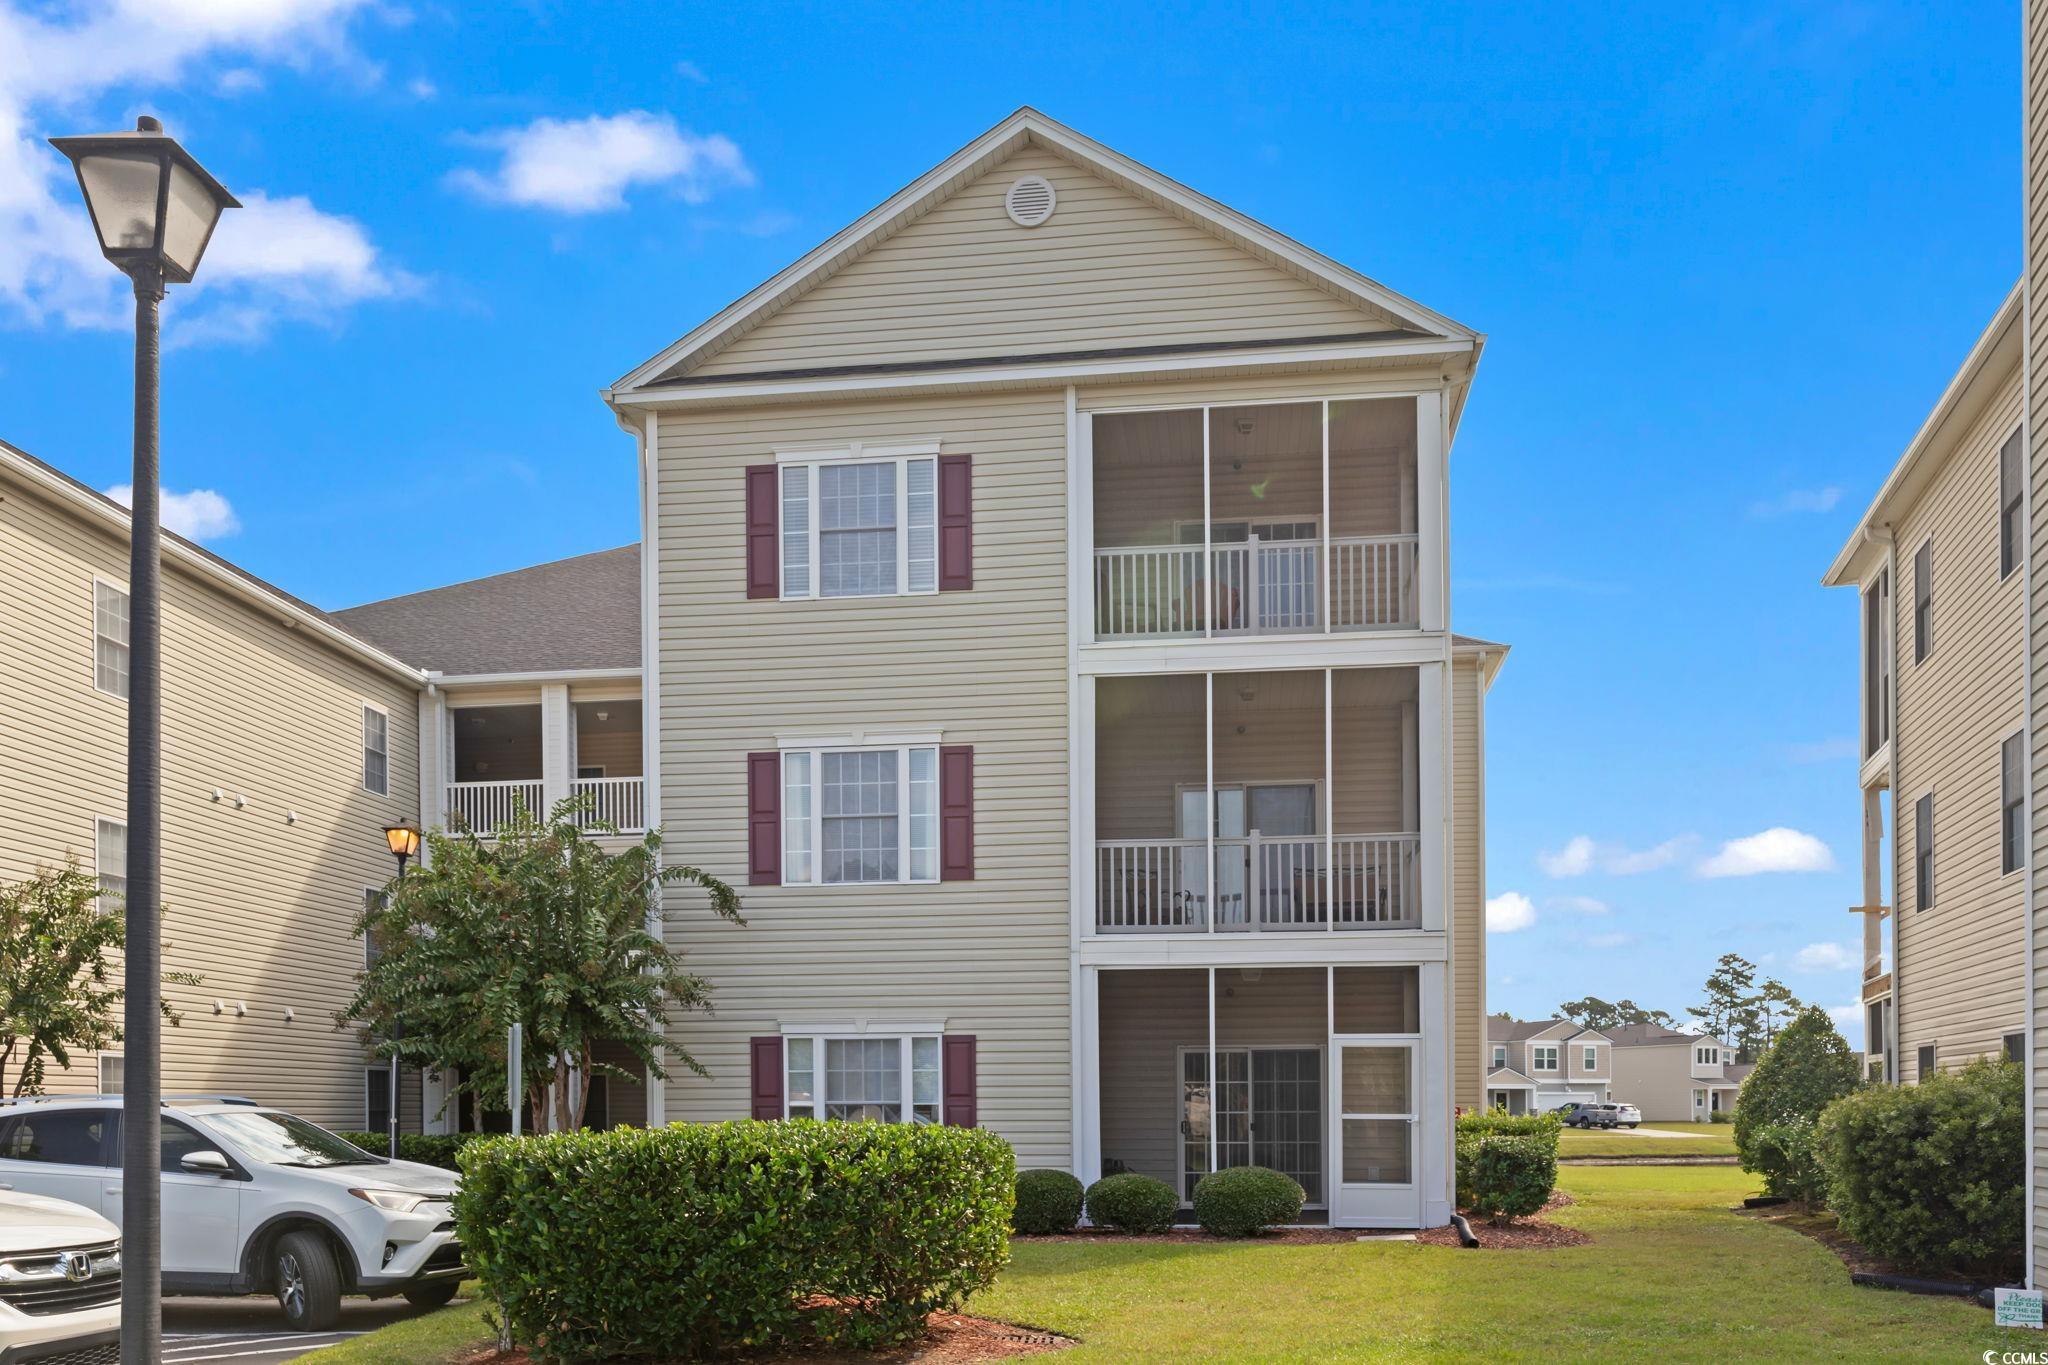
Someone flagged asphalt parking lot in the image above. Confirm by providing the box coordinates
[162,1295,455,1363]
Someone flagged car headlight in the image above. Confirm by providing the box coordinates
[348,1188,452,1215]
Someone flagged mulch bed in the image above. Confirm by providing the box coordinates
[1735,1200,1986,1291]
[1412,1190,1590,1250]
[457,1312,1074,1364]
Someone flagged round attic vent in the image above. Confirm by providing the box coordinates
[1004,175,1057,227]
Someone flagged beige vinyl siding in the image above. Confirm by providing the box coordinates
[652,389,1073,1165]
[689,145,1397,379]
[1892,363,2026,1079]
[1451,656,1485,1113]
[0,468,421,1128]
[1607,1044,1707,1123]
[2028,0,2048,1285]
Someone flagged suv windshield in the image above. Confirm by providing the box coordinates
[199,1110,384,1168]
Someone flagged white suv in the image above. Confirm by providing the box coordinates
[0,1188,120,1365]
[0,1096,463,1331]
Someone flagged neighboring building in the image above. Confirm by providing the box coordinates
[1484,1018,1612,1114]
[603,107,1505,1227]
[0,439,427,1133]
[1605,1024,1746,1122]
[1823,287,2026,1087]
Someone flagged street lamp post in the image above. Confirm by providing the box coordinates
[50,116,237,1365]
[381,824,422,1159]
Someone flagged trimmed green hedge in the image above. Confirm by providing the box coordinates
[1816,1059,2022,1279]
[1456,1110,1562,1141]
[1084,1172,1179,1233]
[333,1132,481,1171]
[1191,1165,1303,1237]
[1455,1111,1559,1213]
[1013,1168,1084,1235]
[1745,1117,1826,1204]
[455,1121,1013,1360]
[1464,1134,1557,1221]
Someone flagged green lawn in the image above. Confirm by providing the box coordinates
[304,1166,2008,1363]
[1557,1119,1736,1159]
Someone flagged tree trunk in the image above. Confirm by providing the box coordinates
[571,1043,592,1131]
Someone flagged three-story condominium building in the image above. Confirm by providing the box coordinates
[603,108,1505,1227]
[1823,286,2026,1087]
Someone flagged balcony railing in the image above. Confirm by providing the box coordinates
[447,779,543,835]
[1092,534,1418,640]
[1094,832,1419,933]
[574,776,646,832]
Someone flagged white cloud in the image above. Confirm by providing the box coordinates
[1786,736,1859,764]
[1750,486,1845,518]
[1486,891,1536,934]
[1697,827,1836,878]
[0,0,407,338]
[1826,1002,1864,1049]
[103,484,240,540]
[674,58,708,83]
[1553,895,1610,915]
[1538,834,1694,878]
[448,111,753,214]
[406,76,437,100]
[1793,942,1857,973]
[1584,931,1636,950]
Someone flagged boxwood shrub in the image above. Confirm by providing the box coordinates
[1012,1168,1084,1235]
[1083,1172,1179,1233]
[1191,1165,1304,1237]
[1463,1134,1557,1222]
[1744,1117,1827,1205]
[1455,1111,1559,1209]
[455,1120,1013,1360]
[1816,1059,2022,1279]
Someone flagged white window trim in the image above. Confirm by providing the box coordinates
[91,575,130,702]
[1530,1044,1559,1073]
[781,743,940,887]
[781,1032,944,1124]
[98,1053,123,1094]
[1491,1045,1507,1069]
[94,816,127,918]
[1581,1045,1599,1071]
[775,729,943,750]
[777,451,941,601]
[362,702,390,796]
[1696,1046,1719,1066]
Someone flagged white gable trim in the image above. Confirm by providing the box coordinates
[611,107,1479,394]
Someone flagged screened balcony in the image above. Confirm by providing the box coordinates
[447,704,543,833]
[444,699,645,835]
[1091,398,1420,641]
[1092,668,1419,933]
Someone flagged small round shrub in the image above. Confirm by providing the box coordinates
[1191,1165,1304,1237]
[1745,1117,1826,1204]
[1084,1172,1179,1233]
[1816,1058,2022,1279]
[1465,1134,1557,1222]
[1013,1168,1084,1235]
[1709,1109,1734,1124]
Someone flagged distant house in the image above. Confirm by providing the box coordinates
[1605,1024,1747,1122]
[1484,1018,1611,1115]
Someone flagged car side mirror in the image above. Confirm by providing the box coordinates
[180,1150,232,1176]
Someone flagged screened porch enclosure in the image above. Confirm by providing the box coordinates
[1093,667,1419,933]
[1090,397,1419,640]
[1096,966,1425,1222]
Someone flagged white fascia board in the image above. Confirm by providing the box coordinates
[1076,931,1448,969]
[0,445,425,688]
[1822,280,2022,588]
[430,667,643,688]
[610,107,1477,395]
[1080,632,1449,676]
[608,337,1476,412]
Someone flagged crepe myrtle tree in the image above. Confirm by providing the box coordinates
[0,865,198,1097]
[339,798,742,1133]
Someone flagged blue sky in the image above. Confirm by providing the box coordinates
[0,3,2022,1046]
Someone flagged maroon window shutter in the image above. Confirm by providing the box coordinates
[942,1034,978,1126]
[747,752,781,886]
[940,745,974,881]
[749,1036,785,1119]
[745,464,779,599]
[938,454,973,590]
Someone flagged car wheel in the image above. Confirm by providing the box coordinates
[275,1230,343,1331]
[403,1280,460,1310]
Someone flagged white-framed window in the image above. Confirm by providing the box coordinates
[1582,1044,1598,1071]
[1696,1045,1719,1066]
[1491,1045,1506,1069]
[783,1034,941,1123]
[2003,731,2026,875]
[781,745,939,885]
[779,452,938,600]
[94,818,127,916]
[1913,538,1933,663]
[98,1054,124,1095]
[1530,1044,1559,1072]
[1692,1088,1706,1109]
[2001,427,2024,579]
[93,578,130,699]
[362,705,389,795]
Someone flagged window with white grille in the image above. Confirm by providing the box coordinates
[778,455,938,599]
[94,580,130,699]
[781,746,938,885]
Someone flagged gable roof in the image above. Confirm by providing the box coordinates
[1484,1066,1539,1088]
[332,545,640,678]
[1604,1022,1721,1048]
[610,107,1479,396]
